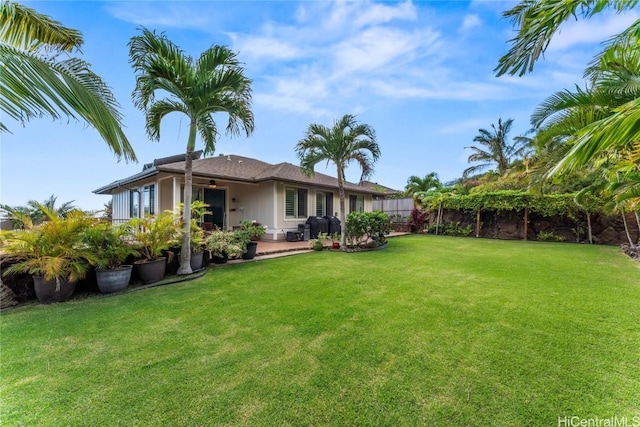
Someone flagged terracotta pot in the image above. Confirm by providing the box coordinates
[332,242,341,249]
[96,265,132,294]
[33,276,77,304]
[134,257,166,284]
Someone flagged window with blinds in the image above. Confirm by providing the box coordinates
[285,187,308,218]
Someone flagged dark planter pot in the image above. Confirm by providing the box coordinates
[134,257,166,284]
[332,242,341,249]
[33,276,77,304]
[241,241,258,260]
[96,265,132,294]
[190,251,204,271]
[210,252,229,264]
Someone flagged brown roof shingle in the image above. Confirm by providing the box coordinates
[157,154,386,194]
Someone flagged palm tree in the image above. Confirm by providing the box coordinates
[463,118,526,178]
[530,38,639,205]
[295,114,381,246]
[495,0,639,203]
[404,173,442,205]
[0,1,135,161]
[129,28,254,275]
[0,194,77,228]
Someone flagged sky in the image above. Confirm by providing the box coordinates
[1,0,637,211]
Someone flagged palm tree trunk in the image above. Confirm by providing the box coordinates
[475,208,481,238]
[586,213,593,244]
[622,211,634,247]
[337,171,346,247]
[177,121,197,275]
[436,203,442,235]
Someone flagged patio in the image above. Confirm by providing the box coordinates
[251,231,410,260]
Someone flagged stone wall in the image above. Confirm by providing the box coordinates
[425,209,640,245]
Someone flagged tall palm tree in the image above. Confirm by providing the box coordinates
[463,118,526,178]
[129,27,254,275]
[0,1,135,161]
[295,114,381,246]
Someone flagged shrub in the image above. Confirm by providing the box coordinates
[408,208,427,233]
[537,231,566,242]
[428,222,473,237]
[345,211,392,249]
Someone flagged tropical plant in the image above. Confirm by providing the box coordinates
[177,201,211,253]
[124,211,180,262]
[296,114,381,246]
[1,208,96,284]
[81,222,139,270]
[308,232,330,251]
[205,229,244,259]
[0,195,78,228]
[464,118,527,178]
[495,0,639,207]
[494,0,638,77]
[408,208,427,233]
[0,1,135,160]
[404,173,442,203]
[129,27,254,275]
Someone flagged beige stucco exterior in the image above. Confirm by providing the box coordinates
[111,176,375,240]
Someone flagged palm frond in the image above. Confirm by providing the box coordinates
[0,1,82,52]
[495,0,638,77]
[0,45,136,161]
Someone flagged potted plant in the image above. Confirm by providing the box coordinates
[308,232,330,251]
[189,219,206,270]
[126,211,179,284]
[236,220,266,260]
[205,229,244,264]
[82,222,139,293]
[329,232,341,249]
[1,210,95,303]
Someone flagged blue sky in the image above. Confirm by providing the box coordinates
[2,1,637,210]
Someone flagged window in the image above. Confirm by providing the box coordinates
[349,195,364,213]
[142,185,155,215]
[315,191,334,217]
[129,190,139,218]
[285,187,308,219]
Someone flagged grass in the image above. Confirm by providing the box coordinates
[2,235,639,426]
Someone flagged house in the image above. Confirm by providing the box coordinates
[93,152,394,241]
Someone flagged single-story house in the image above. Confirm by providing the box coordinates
[94,152,396,241]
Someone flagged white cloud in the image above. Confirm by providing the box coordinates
[333,27,440,75]
[230,34,301,61]
[547,11,639,51]
[459,14,481,33]
[371,79,509,101]
[353,1,417,28]
[106,2,212,30]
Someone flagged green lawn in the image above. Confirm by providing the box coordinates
[2,235,639,426]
